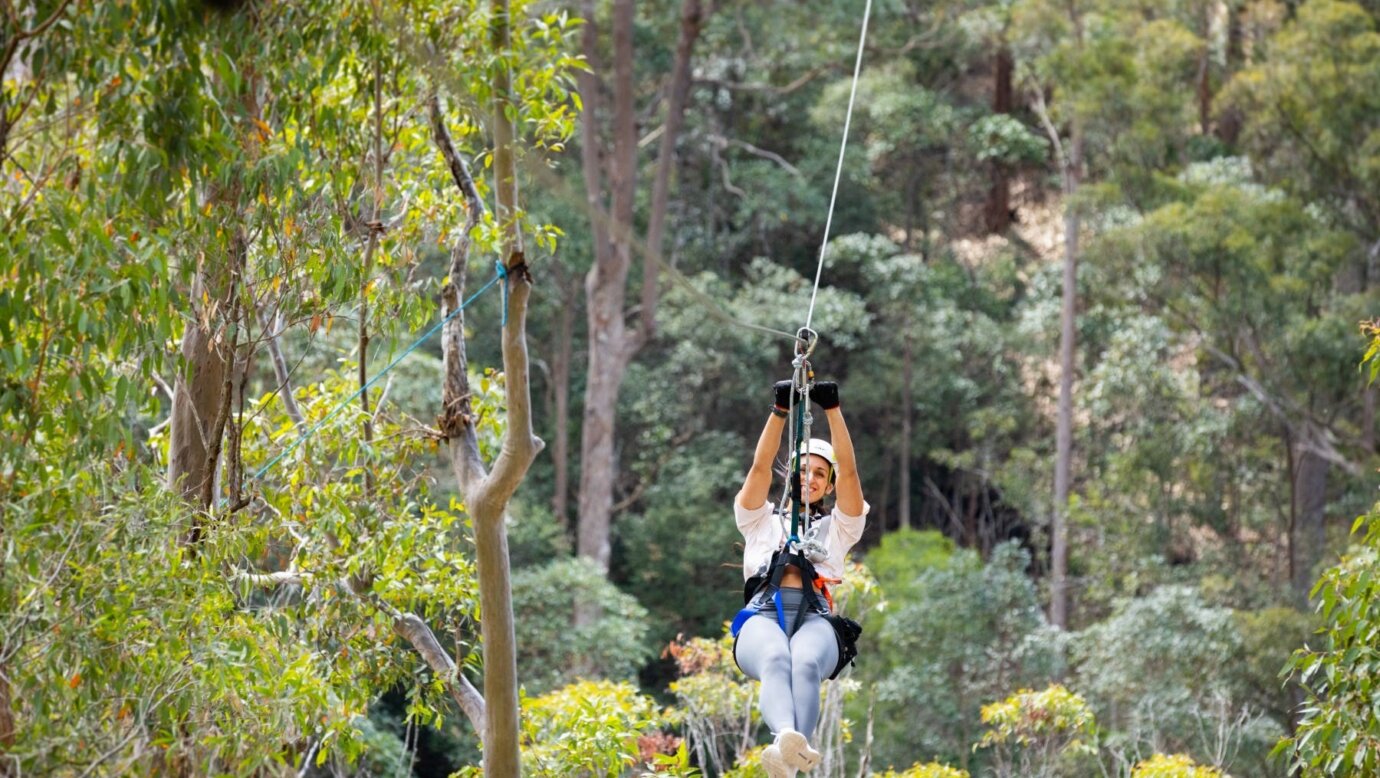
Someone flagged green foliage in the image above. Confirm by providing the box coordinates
[2,0,584,771]
[978,684,1097,778]
[970,113,1050,166]
[871,542,1066,771]
[863,528,956,603]
[1279,503,1380,776]
[1074,586,1282,774]
[1364,320,1380,385]
[612,431,749,645]
[979,684,1097,750]
[667,632,760,775]
[1226,0,1380,241]
[511,557,654,694]
[510,679,668,778]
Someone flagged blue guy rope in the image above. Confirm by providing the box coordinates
[250,269,505,482]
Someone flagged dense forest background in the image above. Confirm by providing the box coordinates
[5,0,1380,776]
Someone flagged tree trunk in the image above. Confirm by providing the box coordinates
[166,250,236,509]
[549,261,576,527]
[429,8,544,762]
[899,325,913,528]
[575,0,709,572]
[0,671,13,762]
[257,306,305,426]
[1050,124,1083,630]
[982,46,1014,235]
[1291,442,1330,600]
[1217,1,1244,145]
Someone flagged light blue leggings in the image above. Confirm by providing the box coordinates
[733,593,839,738]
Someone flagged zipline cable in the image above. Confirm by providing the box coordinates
[250,267,505,482]
[804,0,873,331]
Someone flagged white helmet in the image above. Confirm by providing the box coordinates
[791,438,837,486]
[796,438,836,466]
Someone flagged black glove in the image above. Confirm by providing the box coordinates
[773,380,796,411]
[812,381,840,410]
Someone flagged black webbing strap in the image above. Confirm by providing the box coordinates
[766,549,827,635]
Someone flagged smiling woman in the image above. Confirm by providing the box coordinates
[729,378,869,778]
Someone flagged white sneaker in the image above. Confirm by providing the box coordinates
[775,728,821,772]
[760,743,795,778]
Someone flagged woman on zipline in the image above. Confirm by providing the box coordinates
[733,379,868,777]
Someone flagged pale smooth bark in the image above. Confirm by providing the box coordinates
[1031,84,1082,630]
[257,307,305,427]
[431,7,543,762]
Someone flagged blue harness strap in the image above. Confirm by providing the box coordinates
[730,606,755,637]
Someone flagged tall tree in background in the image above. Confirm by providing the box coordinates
[1224,0,1380,597]
[1017,0,1089,629]
[576,0,712,571]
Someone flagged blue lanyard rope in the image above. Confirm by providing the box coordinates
[250,268,506,482]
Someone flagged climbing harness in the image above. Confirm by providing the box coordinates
[728,0,874,680]
[730,520,860,680]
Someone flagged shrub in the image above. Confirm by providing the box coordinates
[978,684,1096,778]
[511,557,654,694]
[1131,753,1229,777]
[875,763,971,778]
[512,680,669,777]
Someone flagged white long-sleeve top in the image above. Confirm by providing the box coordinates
[735,499,869,582]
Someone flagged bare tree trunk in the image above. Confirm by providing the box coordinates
[1216,1,1244,144]
[429,0,545,763]
[577,282,631,571]
[550,261,576,527]
[983,46,1014,235]
[1050,148,1080,629]
[899,325,913,528]
[1196,49,1212,136]
[358,47,385,496]
[575,0,709,572]
[166,260,233,507]
[1291,443,1330,600]
[1031,88,1083,628]
[257,306,305,426]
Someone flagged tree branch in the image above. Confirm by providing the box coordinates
[710,133,802,177]
[391,612,487,728]
[429,94,485,217]
[256,304,305,427]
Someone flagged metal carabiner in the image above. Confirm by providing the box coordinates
[795,327,819,359]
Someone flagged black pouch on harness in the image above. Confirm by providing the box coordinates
[824,614,862,680]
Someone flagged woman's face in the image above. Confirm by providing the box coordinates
[800,454,835,504]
